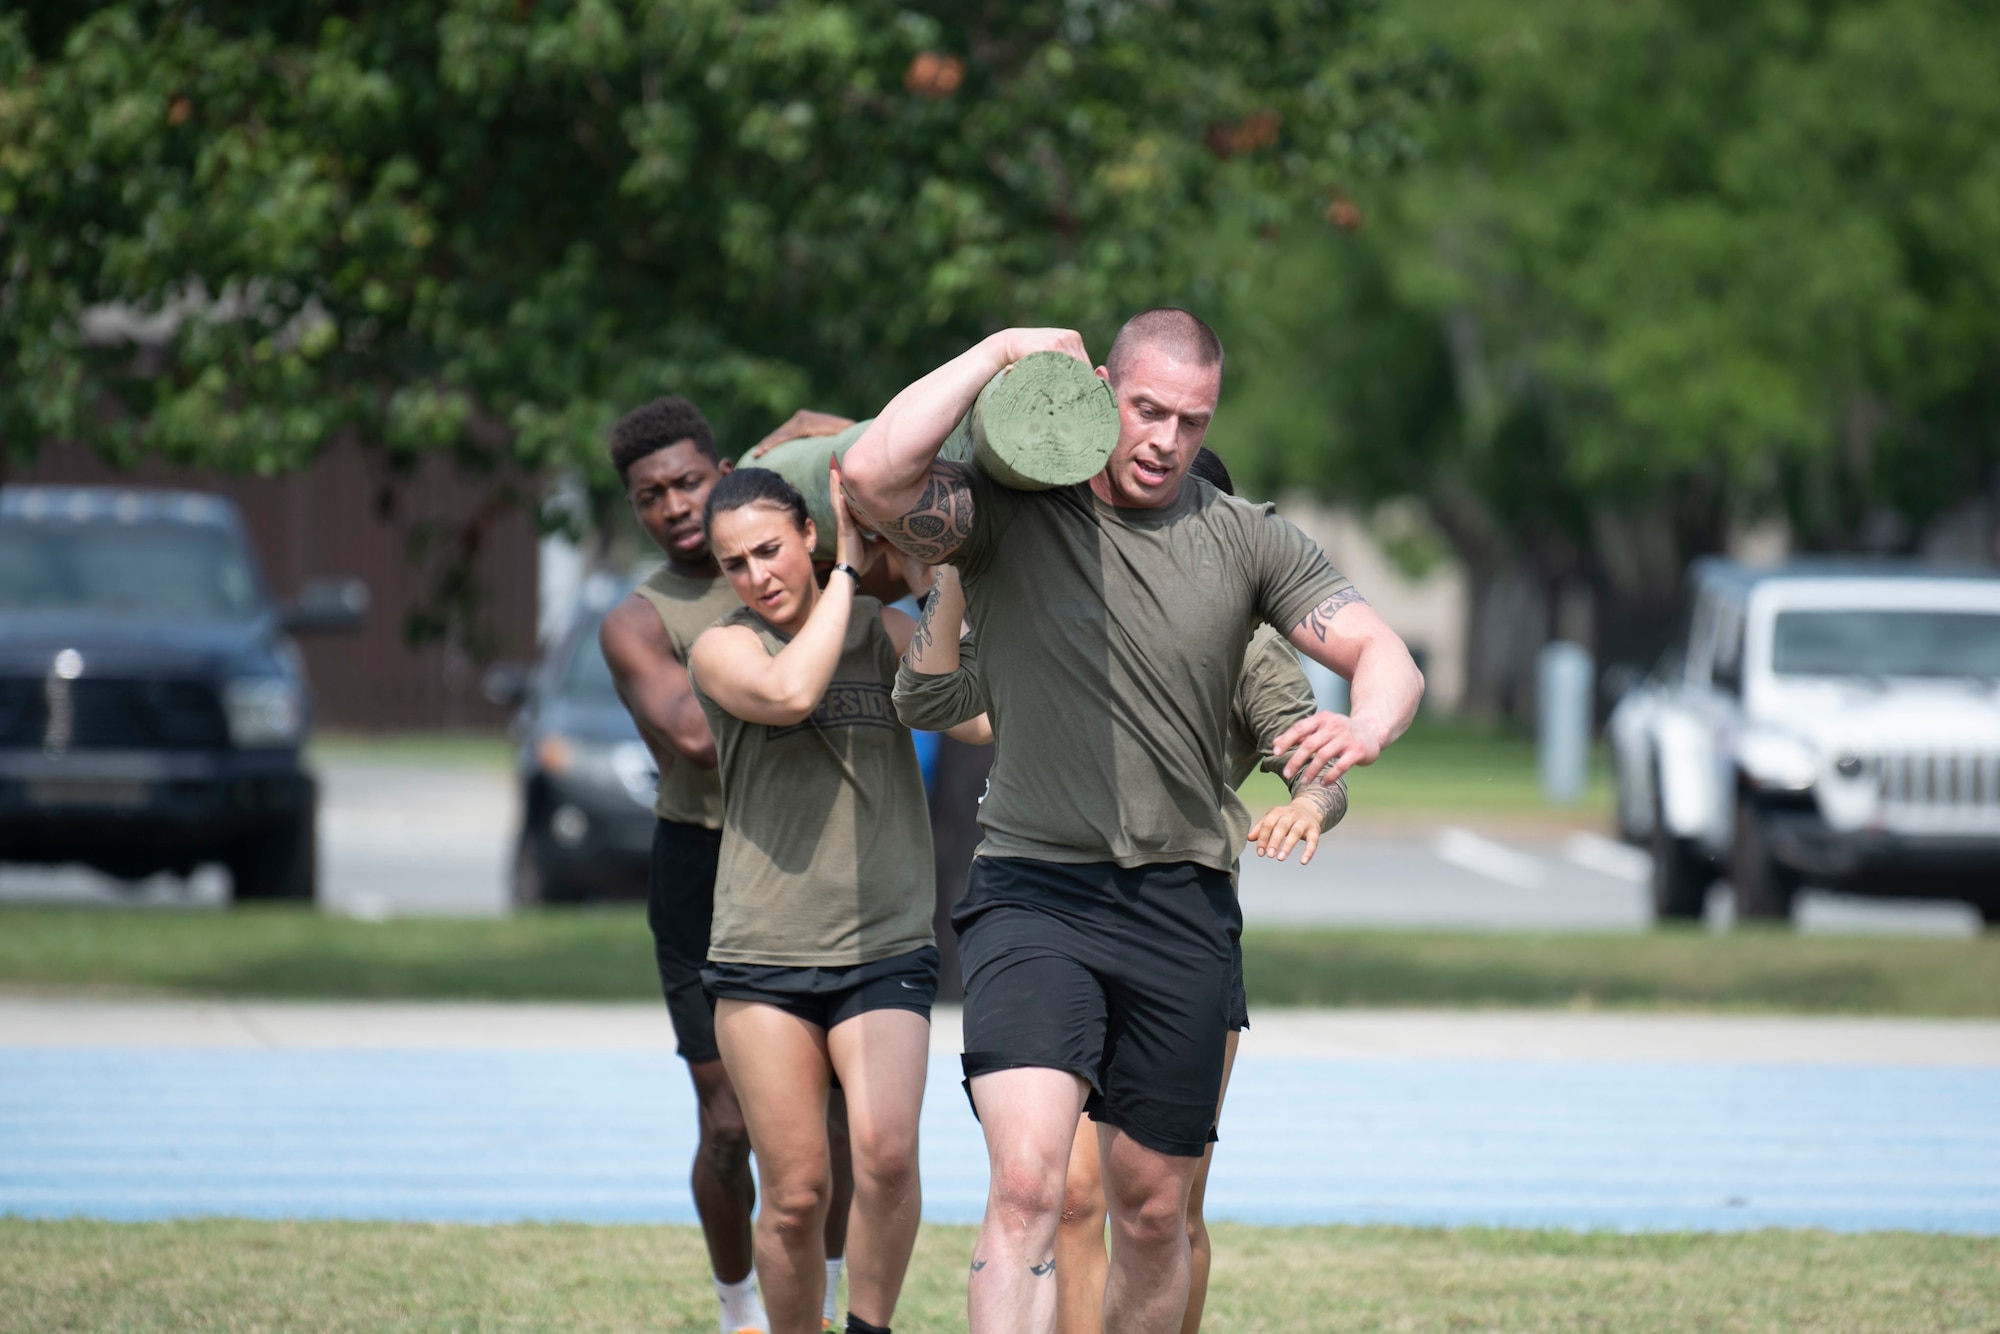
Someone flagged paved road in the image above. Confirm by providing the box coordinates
[5,1001,1997,1232]
[2,758,1982,934]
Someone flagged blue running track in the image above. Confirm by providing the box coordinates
[3,1050,1996,1232]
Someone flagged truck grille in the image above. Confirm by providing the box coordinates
[1874,751,2000,833]
[0,677,230,752]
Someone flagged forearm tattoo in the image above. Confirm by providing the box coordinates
[910,584,943,660]
[1299,587,1368,643]
[1288,776,1349,831]
[859,460,976,563]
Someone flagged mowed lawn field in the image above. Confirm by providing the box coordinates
[3,904,1996,1014]
[3,1220,1995,1334]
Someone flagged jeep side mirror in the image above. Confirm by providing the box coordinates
[279,577,369,633]
[481,662,534,710]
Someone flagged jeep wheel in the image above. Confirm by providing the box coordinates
[1649,778,1711,921]
[1731,790,1798,923]
[229,805,317,903]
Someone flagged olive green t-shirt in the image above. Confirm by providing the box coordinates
[938,472,1348,872]
[631,565,742,829]
[894,621,1321,854]
[690,598,936,967]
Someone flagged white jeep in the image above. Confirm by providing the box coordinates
[1607,559,2000,926]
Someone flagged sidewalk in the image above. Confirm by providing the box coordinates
[5,997,1999,1066]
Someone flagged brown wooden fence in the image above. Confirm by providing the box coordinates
[9,442,539,732]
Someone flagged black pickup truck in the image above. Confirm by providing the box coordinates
[0,486,364,901]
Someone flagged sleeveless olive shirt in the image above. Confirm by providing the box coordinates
[690,597,936,967]
[631,565,742,829]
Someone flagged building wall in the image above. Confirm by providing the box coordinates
[10,443,538,732]
[1277,494,1468,712]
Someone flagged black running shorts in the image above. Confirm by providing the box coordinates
[1227,934,1250,1033]
[954,856,1240,1159]
[648,818,724,1065]
[702,945,941,1031]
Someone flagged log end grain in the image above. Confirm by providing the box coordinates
[971,351,1119,490]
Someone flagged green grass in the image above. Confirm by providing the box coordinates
[1238,713,1613,816]
[4,906,1997,1015]
[307,730,513,770]
[0,1219,1992,1333]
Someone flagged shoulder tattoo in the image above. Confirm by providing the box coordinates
[854,461,975,564]
[1299,587,1368,643]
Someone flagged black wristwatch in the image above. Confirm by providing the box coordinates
[832,562,862,584]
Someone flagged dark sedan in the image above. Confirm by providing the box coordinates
[489,575,660,905]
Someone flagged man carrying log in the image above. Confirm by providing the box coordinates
[840,311,1425,1334]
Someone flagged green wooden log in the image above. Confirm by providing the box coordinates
[742,352,1117,558]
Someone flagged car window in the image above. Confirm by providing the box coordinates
[556,618,623,705]
[0,520,261,621]
[1711,601,1745,694]
[1773,608,2000,679]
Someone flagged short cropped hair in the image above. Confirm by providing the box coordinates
[610,396,719,483]
[1104,307,1225,385]
[1188,447,1235,496]
[703,466,810,535]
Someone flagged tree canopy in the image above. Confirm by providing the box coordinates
[1,0,1447,488]
[1213,0,2000,708]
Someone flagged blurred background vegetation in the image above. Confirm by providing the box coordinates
[4,0,1997,716]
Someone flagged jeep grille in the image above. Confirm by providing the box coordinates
[1874,751,2000,833]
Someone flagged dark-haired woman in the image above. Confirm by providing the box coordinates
[688,462,985,1334]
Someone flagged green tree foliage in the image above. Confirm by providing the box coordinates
[0,0,1447,487]
[1214,0,2000,709]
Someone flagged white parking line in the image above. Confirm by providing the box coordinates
[1563,831,1653,884]
[1432,827,1546,889]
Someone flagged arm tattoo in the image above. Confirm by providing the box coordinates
[1299,587,1368,644]
[909,584,942,660]
[1288,776,1349,831]
[859,461,976,563]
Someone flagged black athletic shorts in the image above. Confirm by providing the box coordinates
[954,856,1240,1159]
[1227,934,1250,1033]
[648,818,724,1065]
[702,945,941,1031]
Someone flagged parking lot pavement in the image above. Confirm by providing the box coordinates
[5,1000,1997,1232]
[1237,822,1985,936]
[0,758,1983,934]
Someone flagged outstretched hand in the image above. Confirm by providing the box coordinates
[748,409,857,460]
[1247,801,1322,865]
[1271,710,1383,787]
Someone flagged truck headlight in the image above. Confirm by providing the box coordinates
[1739,729,1818,791]
[224,678,305,748]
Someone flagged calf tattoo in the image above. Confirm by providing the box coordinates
[1030,1260,1056,1277]
[1299,587,1368,643]
[970,1259,987,1273]
[860,461,976,563]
